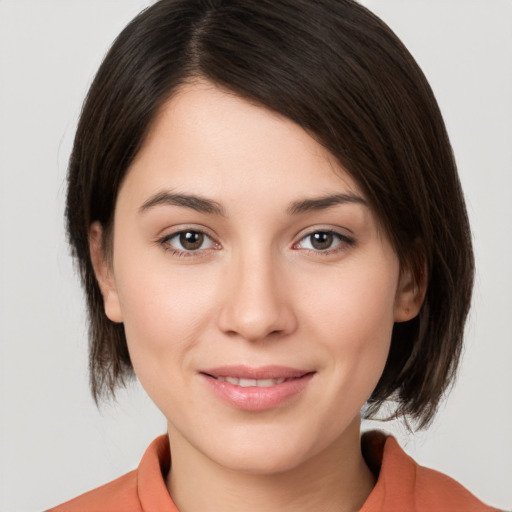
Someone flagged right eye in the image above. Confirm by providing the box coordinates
[160,230,218,254]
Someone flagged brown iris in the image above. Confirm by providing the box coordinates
[180,231,204,250]
[310,232,334,250]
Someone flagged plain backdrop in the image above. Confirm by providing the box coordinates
[0,1,511,511]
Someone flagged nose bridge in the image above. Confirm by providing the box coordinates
[218,244,296,341]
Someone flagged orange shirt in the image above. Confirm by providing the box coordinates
[49,432,499,512]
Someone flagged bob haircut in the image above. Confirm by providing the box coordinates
[66,0,474,429]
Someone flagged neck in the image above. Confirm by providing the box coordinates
[166,418,376,512]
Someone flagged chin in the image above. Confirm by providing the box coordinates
[218,446,311,476]
[199,427,325,476]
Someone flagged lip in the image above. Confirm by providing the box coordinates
[200,365,315,412]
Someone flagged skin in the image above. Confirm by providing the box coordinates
[90,81,424,512]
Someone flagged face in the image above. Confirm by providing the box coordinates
[92,81,419,475]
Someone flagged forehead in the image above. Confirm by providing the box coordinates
[123,80,363,207]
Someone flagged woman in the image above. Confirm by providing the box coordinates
[48,0,499,510]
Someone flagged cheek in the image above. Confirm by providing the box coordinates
[113,268,218,419]
[300,255,398,385]
[303,257,398,338]
[112,256,218,374]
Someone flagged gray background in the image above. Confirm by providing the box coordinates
[1,1,511,510]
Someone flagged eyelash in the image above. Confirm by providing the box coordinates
[158,229,219,258]
[157,229,355,258]
[294,230,355,256]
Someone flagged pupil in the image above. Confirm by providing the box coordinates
[180,231,203,250]
[311,232,333,250]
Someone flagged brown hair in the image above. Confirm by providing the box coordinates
[66,0,474,428]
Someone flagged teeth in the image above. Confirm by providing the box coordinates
[239,378,257,387]
[255,379,276,388]
[216,376,288,387]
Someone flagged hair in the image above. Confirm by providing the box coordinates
[66,0,474,429]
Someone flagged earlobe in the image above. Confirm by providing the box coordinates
[89,222,123,323]
[394,264,427,322]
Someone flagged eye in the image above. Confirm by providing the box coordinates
[160,230,217,253]
[295,230,353,252]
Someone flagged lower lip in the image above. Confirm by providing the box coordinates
[201,373,314,411]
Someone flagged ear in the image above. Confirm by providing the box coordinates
[89,222,123,323]
[394,263,427,322]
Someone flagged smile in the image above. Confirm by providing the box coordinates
[200,366,315,411]
[212,376,288,387]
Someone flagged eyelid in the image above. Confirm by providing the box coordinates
[156,225,221,256]
[292,227,355,253]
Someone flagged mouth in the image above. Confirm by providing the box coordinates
[207,376,294,387]
[199,366,315,411]
[201,365,313,385]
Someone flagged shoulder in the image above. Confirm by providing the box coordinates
[47,470,141,512]
[361,431,500,512]
[47,435,174,512]
[413,462,498,512]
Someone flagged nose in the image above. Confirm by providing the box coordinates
[217,251,298,342]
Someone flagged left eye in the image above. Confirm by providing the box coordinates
[296,231,348,251]
[162,230,216,252]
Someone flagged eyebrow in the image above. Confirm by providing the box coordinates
[287,193,367,215]
[139,191,367,217]
[139,191,226,216]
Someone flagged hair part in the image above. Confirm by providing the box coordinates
[66,0,474,428]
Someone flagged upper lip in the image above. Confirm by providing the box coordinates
[200,365,314,380]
